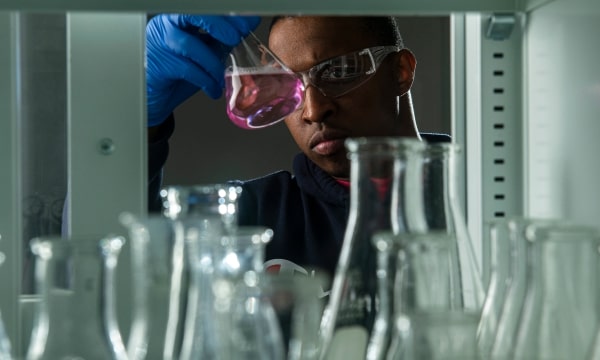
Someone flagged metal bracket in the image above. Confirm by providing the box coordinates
[485,13,516,41]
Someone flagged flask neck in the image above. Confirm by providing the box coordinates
[347,144,427,235]
[422,144,461,232]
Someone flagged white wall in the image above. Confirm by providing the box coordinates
[525,0,600,226]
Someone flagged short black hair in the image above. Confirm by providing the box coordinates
[269,16,404,48]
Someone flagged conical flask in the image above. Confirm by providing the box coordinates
[319,137,427,360]
[421,143,484,310]
[372,231,481,360]
[482,217,559,359]
[123,183,242,360]
[119,213,195,360]
[26,235,128,360]
[513,223,600,360]
[179,226,286,359]
[225,31,304,129]
[476,219,513,355]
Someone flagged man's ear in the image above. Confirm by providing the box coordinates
[393,48,417,95]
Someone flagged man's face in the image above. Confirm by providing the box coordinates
[268,16,417,179]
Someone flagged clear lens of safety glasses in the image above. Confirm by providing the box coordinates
[301,46,401,99]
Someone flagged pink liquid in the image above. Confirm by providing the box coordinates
[225,68,304,129]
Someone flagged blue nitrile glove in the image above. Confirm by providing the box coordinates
[146,14,261,127]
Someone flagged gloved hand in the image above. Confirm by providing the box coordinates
[146,14,261,127]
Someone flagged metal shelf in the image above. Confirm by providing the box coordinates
[0,0,524,13]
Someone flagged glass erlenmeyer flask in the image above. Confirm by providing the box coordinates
[180,226,285,359]
[373,231,480,360]
[513,223,600,360]
[224,31,304,129]
[120,213,192,360]
[421,143,484,310]
[319,137,427,360]
[488,217,533,359]
[476,220,513,355]
[26,235,128,360]
[124,183,241,360]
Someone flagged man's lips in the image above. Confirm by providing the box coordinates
[309,131,347,156]
[313,139,346,155]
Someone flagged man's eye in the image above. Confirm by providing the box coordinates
[321,65,359,81]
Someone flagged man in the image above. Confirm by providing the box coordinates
[146,14,446,279]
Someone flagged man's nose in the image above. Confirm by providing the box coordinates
[300,84,335,124]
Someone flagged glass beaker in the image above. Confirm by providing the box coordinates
[319,137,427,360]
[372,231,480,360]
[26,235,128,360]
[421,143,484,310]
[179,226,285,359]
[513,223,600,360]
[224,31,304,129]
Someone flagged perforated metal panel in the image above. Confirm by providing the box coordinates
[480,13,524,222]
[459,13,525,282]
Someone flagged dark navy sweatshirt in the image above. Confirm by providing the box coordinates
[148,115,450,280]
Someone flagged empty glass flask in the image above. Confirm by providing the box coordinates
[120,213,206,360]
[372,231,480,360]
[477,220,513,355]
[26,235,128,360]
[488,217,535,359]
[482,217,562,358]
[421,143,484,310]
[327,140,483,360]
[513,223,600,360]
[123,183,242,360]
[319,137,427,360]
[179,226,285,360]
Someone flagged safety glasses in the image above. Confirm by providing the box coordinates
[225,38,401,129]
[290,45,401,99]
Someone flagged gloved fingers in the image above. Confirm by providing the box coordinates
[223,15,262,38]
[172,55,223,99]
[163,23,228,91]
[178,14,261,46]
